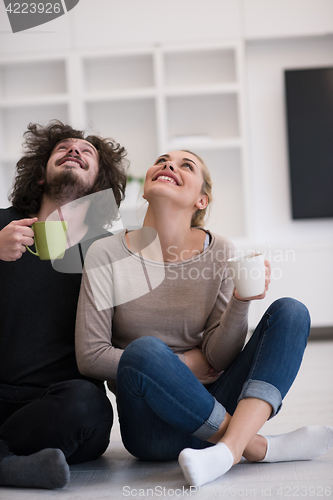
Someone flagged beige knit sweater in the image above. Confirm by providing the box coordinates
[75,229,250,393]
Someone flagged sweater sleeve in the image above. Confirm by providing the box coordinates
[201,254,250,372]
[75,242,123,382]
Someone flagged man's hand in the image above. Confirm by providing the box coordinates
[183,348,221,383]
[233,260,271,302]
[0,218,37,261]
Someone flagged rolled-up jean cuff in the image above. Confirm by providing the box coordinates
[238,379,282,419]
[190,398,226,440]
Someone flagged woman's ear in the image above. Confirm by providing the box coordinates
[37,179,45,186]
[195,194,208,210]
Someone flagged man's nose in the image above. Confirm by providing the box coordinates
[67,147,80,156]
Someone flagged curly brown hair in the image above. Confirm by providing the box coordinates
[10,120,128,228]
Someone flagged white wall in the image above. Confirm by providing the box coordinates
[1,0,333,55]
[0,0,242,54]
[245,35,333,246]
[243,0,333,40]
[244,35,333,328]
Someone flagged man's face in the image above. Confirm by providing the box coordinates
[44,138,100,202]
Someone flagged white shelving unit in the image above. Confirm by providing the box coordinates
[160,42,249,241]
[0,55,70,204]
[0,41,249,240]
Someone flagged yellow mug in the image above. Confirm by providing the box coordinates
[26,221,68,260]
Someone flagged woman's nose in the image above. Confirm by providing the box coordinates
[163,162,175,172]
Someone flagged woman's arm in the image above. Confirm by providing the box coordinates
[202,258,271,371]
[183,347,221,383]
[75,243,123,382]
[201,266,251,372]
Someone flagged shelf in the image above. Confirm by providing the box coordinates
[167,94,240,142]
[83,53,154,93]
[0,42,248,240]
[194,148,245,239]
[164,48,237,87]
[167,137,243,150]
[120,179,143,209]
[0,158,17,205]
[164,83,240,97]
[0,158,16,182]
[0,94,69,109]
[84,88,156,102]
[0,60,66,100]
[85,98,158,178]
[0,104,68,157]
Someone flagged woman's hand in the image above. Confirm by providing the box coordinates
[0,218,37,261]
[183,348,221,383]
[233,260,271,302]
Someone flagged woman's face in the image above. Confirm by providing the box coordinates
[144,150,208,213]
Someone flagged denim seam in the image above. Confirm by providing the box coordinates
[238,312,283,417]
[243,312,271,393]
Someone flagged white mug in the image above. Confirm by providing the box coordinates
[227,253,265,298]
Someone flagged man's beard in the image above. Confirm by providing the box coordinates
[43,169,95,205]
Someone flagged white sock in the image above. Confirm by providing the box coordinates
[261,426,333,463]
[178,442,234,487]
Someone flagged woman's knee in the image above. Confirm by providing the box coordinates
[271,297,310,322]
[117,337,180,403]
[119,336,170,371]
[269,297,311,339]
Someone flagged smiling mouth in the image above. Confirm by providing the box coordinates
[154,174,179,186]
[58,157,87,169]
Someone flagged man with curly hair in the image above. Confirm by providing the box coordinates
[0,120,128,489]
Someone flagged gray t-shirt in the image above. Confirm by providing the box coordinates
[75,229,250,393]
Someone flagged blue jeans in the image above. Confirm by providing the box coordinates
[116,298,310,461]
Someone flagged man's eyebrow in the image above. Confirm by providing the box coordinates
[56,139,98,154]
[83,142,98,154]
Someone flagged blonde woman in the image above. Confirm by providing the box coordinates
[76,150,332,487]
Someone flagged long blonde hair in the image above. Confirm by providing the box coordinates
[182,151,213,228]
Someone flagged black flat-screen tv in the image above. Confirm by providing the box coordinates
[285,66,333,219]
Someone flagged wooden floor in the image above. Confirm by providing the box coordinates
[1,341,332,500]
